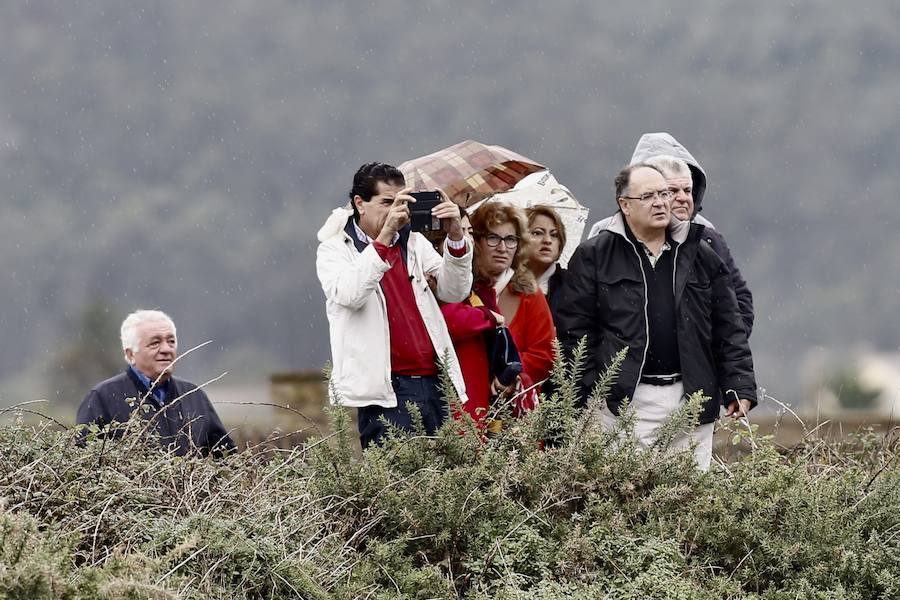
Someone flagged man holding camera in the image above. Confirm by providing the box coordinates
[316,162,472,448]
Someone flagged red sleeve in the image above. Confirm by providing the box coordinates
[446,244,467,258]
[372,240,391,261]
[441,302,496,342]
[510,291,556,385]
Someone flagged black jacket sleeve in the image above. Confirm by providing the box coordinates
[555,245,599,406]
[706,248,758,406]
[705,228,754,337]
[74,389,108,444]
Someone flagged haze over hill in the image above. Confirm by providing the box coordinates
[1,1,898,410]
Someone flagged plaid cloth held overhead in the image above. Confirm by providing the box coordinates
[399,139,545,207]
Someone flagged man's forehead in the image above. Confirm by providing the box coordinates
[138,320,176,337]
[374,181,403,197]
[631,167,666,189]
[666,176,692,187]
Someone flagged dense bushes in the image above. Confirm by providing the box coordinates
[2,355,900,598]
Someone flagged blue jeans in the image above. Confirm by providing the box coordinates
[357,375,446,449]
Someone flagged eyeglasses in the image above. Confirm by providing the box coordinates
[482,234,519,249]
[620,189,674,203]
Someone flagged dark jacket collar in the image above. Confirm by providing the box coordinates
[125,367,176,402]
[622,216,676,250]
[343,216,411,262]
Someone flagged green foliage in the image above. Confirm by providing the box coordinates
[3,353,900,598]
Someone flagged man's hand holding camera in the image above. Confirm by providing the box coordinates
[433,189,464,241]
[376,188,414,246]
[377,188,462,245]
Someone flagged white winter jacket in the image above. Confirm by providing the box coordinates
[316,207,472,408]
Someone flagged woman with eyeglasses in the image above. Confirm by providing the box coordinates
[437,208,502,428]
[525,206,567,330]
[469,201,555,414]
[439,202,555,426]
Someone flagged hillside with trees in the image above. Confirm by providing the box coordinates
[0,1,898,409]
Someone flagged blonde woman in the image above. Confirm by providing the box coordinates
[525,206,567,328]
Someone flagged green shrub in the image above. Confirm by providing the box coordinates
[2,349,900,598]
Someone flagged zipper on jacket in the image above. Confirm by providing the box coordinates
[623,237,650,398]
[375,286,393,392]
[672,243,680,299]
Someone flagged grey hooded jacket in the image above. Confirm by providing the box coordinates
[587,133,754,337]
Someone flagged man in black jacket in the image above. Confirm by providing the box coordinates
[558,164,756,470]
[75,309,235,457]
[588,132,754,337]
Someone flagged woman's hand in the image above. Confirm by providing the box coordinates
[491,376,517,398]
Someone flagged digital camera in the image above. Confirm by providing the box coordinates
[408,191,443,232]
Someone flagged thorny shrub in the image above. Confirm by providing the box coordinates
[2,343,900,599]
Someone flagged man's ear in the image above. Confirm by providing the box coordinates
[124,348,135,364]
[617,197,630,216]
[353,195,366,217]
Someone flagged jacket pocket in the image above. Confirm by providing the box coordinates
[685,278,712,308]
[683,279,713,343]
[596,272,644,321]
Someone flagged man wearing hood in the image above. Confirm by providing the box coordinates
[558,164,756,470]
[588,133,754,336]
[316,162,473,448]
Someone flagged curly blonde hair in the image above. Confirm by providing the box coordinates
[470,201,536,295]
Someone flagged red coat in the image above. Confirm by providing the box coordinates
[443,281,556,423]
[506,289,556,411]
[440,294,498,426]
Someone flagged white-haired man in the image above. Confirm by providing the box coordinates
[75,309,235,456]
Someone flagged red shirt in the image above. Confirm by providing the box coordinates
[373,241,437,376]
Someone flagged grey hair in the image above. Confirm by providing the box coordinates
[644,154,691,179]
[120,309,177,355]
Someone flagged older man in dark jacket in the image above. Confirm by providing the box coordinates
[559,164,756,470]
[76,309,235,457]
[589,132,754,337]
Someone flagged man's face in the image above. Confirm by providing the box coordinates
[618,167,671,234]
[126,319,177,382]
[355,180,403,238]
[665,174,694,221]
